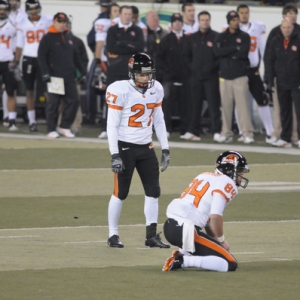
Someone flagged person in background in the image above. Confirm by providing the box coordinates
[156,13,189,139]
[162,150,249,272]
[265,19,300,148]
[106,53,170,249]
[38,13,86,139]
[182,11,221,142]
[15,0,52,132]
[214,11,253,144]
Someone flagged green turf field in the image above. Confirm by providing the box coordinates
[0,135,299,300]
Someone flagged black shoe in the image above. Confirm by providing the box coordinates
[162,250,184,271]
[8,119,18,131]
[29,123,38,132]
[3,117,9,127]
[107,235,124,248]
[145,232,170,248]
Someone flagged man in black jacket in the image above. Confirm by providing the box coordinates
[214,10,253,144]
[38,13,86,139]
[265,19,300,148]
[181,11,221,141]
[155,13,189,138]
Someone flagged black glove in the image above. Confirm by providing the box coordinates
[160,149,170,172]
[77,75,86,85]
[111,154,125,173]
[42,74,51,83]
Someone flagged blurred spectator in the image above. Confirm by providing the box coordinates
[234,4,275,145]
[38,13,86,139]
[156,13,189,138]
[214,11,253,144]
[265,3,299,144]
[0,0,18,130]
[131,6,147,49]
[15,0,52,132]
[265,19,300,148]
[146,10,167,82]
[181,2,198,34]
[101,5,144,138]
[181,11,221,141]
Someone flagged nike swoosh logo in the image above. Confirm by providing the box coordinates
[122,147,129,150]
[150,92,156,95]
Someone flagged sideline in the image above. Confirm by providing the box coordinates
[1,133,300,155]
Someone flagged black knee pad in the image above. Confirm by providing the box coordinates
[228,261,238,271]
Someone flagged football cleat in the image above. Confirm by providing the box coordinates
[8,119,18,131]
[29,123,38,132]
[162,250,184,271]
[145,233,170,248]
[3,117,9,127]
[107,235,124,248]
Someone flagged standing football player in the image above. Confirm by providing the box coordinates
[15,0,52,132]
[106,52,170,249]
[0,0,19,130]
[162,150,249,272]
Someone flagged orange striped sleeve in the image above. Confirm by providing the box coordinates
[155,102,162,107]
[108,104,123,110]
[212,189,230,203]
[113,173,118,197]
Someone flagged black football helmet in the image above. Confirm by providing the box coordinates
[215,150,250,188]
[128,52,156,93]
[25,0,41,20]
[9,0,20,11]
[0,0,10,20]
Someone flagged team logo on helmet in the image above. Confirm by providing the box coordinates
[221,154,239,165]
[128,58,134,69]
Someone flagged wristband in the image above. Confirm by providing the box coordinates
[217,235,225,243]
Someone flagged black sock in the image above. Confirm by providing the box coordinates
[146,223,157,239]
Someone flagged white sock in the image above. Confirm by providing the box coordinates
[8,112,17,120]
[27,110,36,125]
[108,194,123,237]
[144,196,158,225]
[258,106,274,136]
[183,255,228,272]
[2,91,8,118]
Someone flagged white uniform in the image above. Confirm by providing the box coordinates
[0,19,16,62]
[16,14,52,57]
[166,172,238,228]
[106,80,169,155]
[95,17,115,62]
[9,9,27,52]
[223,21,266,68]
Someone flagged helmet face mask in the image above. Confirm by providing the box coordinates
[0,1,10,20]
[215,151,249,188]
[128,53,156,94]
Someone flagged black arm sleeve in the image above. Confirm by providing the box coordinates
[37,35,50,76]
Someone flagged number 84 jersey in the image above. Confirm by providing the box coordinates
[16,14,52,58]
[166,172,238,228]
[0,20,16,62]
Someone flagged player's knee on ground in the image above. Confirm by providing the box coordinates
[145,185,160,198]
[228,261,238,271]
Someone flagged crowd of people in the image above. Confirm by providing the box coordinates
[1,0,300,147]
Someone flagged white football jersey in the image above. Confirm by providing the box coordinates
[106,80,168,154]
[16,14,52,57]
[166,172,238,228]
[95,17,115,62]
[9,9,27,52]
[0,20,16,62]
[223,21,266,68]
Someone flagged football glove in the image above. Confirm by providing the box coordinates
[9,61,22,81]
[160,149,170,172]
[111,154,125,173]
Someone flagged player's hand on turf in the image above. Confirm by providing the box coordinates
[221,240,230,251]
[111,154,125,173]
[160,149,170,172]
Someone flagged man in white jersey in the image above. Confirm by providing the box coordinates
[2,0,26,127]
[106,52,170,249]
[14,0,52,132]
[223,5,275,144]
[162,150,250,272]
[0,0,19,130]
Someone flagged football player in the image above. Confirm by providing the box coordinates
[106,52,170,249]
[0,0,19,130]
[14,0,52,132]
[162,150,250,272]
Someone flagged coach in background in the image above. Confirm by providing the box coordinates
[181,11,221,142]
[156,13,189,138]
[38,13,86,139]
[214,11,253,144]
[265,19,300,148]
